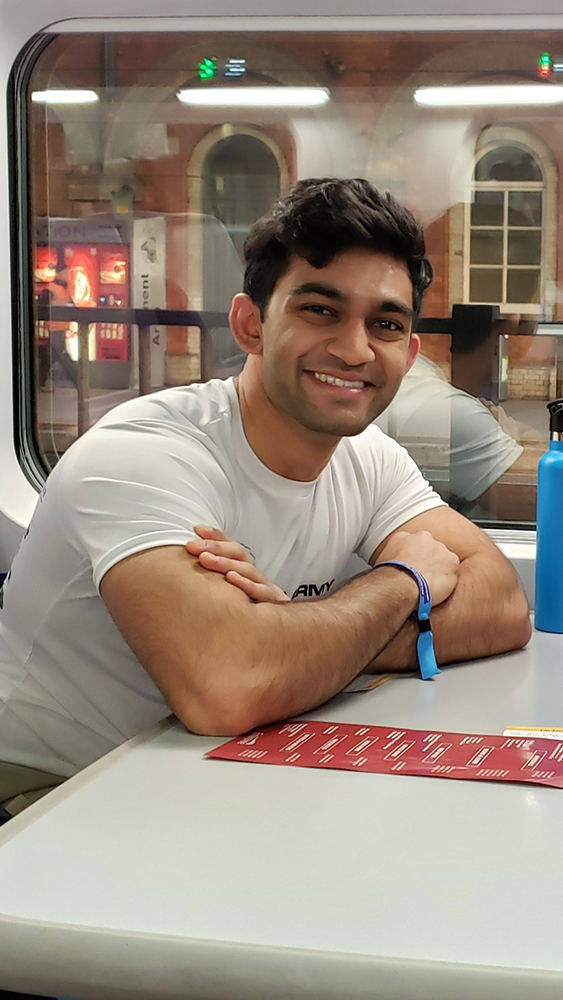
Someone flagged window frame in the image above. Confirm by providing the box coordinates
[8,30,57,493]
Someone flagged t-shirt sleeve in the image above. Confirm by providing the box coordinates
[355,429,446,564]
[379,367,523,504]
[448,391,523,502]
[57,421,235,593]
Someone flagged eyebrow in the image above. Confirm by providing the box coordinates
[379,300,415,321]
[289,282,346,301]
[289,283,414,320]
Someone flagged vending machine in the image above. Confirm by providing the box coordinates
[63,244,98,363]
[95,246,130,361]
[64,243,130,363]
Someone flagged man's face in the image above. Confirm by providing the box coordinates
[257,247,419,438]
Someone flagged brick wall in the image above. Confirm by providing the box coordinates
[507,365,557,400]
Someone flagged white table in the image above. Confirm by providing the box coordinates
[1,628,563,1000]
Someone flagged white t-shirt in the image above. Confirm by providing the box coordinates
[0,378,443,776]
[375,355,523,504]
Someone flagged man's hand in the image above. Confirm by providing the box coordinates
[186,525,290,604]
[373,529,460,607]
[368,505,531,671]
[478,398,521,440]
[189,525,460,610]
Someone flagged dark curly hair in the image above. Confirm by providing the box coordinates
[243,177,433,321]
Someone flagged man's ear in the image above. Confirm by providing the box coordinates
[229,293,264,355]
[405,331,420,373]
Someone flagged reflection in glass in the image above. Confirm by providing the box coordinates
[24,28,557,524]
[507,230,542,266]
[469,268,503,302]
[508,191,543,227]
[471,190,504,227]
[507,268,541,303]
[470,230,503,265]
[203,134,280,259]
[474,146,543,182]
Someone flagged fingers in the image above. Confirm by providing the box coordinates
[194,524,228,541]
[375,530,460,607]
[186,525,255,564]
[196,551,289,602]
[225,570,291,604]
[197,550,262,579]
[186,529,289,604]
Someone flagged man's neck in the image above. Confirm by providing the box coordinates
[235,369,339,482]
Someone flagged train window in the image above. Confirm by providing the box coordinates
[15,28,563,526]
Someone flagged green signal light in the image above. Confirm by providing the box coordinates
[539,52,552,77]
[199,58,217,80]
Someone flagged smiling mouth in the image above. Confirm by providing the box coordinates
[311,371,370,389]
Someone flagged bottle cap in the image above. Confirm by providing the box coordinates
[547,398,563,432]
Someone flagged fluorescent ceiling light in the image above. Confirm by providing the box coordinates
[31,90,99,104]
[177,86,330,107]
[414,84,563,107]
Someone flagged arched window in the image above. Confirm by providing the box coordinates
[187,124,289,313]
[202,133,281,259]
[187,128,288,374]
[466,142,546,312]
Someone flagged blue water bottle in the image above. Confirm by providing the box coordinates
[535,398,563,632]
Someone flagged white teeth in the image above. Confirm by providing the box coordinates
[313,371,365,389]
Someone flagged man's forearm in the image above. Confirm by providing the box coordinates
[103,530,460,737]
[191,565,421,734]
[368,550,531,672]
[103,544,436,739]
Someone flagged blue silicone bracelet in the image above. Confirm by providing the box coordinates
[373,560,440,680]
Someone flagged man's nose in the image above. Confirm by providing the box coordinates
[326,319,375,367]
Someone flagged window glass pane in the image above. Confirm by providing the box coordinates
[507,230,542,266]
[470,230,503,265]
[508,191,543,227]
[507,269,541,304]
[474,146,543,182]
[470,191,504,227]
[469,269,503,302]
[22,28,561,526]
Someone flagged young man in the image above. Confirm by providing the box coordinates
[0,179,530,815]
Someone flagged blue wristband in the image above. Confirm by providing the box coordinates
[373,560,440,680]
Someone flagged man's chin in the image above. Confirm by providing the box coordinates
[269,383,388,438]
[299,409,377,438]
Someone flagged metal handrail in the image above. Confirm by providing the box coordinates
[34,304,563,435]
[39,304,559,332]
[35,305,233,435]
[36,305,230,327]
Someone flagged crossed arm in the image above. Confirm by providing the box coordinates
[367,506,531,670]
[100,506,531,736]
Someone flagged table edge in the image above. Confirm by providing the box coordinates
[0,914,562,1000]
